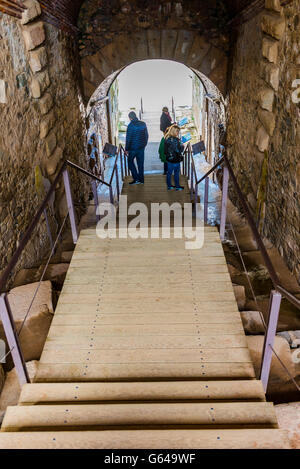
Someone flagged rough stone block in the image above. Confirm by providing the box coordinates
[261,14,285,40]
[260,62,280,90]
[44,131,57,157]
[256,125,270,151]
[0,361,38,413]
[240,311,265,334]
[0,80,7,104]
[259,87,274,112]
[0,282,53,363]
[246,335,296,383]
[21,0,41,24]
[29,47,48,73]
[258,109,276,136]
[45,146,63,176]
[39,92,53,115]
[265,0,282,13]
[13,263,69,289]
[22,21,45,51]
[275,403,300,449]
[40,110,55,139]
[233,284,246,310]
[30,70,50,98]
[262,37,278,63]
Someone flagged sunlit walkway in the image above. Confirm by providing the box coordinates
[143,111,164,174]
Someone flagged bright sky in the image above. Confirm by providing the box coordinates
[117,60,193,112]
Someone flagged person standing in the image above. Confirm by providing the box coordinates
[125,111,149,185]
[164,125,184,191]
[158,129,168,175]
[160,106,172,133]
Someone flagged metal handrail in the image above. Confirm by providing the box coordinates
[276,284,300,310]
[0,146,127,294]
[66,160,110,187]
[196,156,225,185]
[223,153,280,288]
[0,144,127,385]
[186,147,300,310]
[0,160,67,293]
[185,144,300,392]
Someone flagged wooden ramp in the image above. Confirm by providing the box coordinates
[0,175,289,449]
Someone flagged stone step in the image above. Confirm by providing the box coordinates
[1,402,277,431]
[0,429,290,449]
[18,380,266,405]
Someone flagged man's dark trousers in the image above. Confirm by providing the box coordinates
[128,148,145,183]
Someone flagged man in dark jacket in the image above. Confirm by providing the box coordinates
[125,111,149,185]
[160,107,172,133]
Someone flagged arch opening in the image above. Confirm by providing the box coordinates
[85,59,226,188]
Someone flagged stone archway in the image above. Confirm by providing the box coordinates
[81,29,228,103]
[86,58,226,168]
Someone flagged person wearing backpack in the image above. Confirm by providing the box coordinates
[158,127,170,175]
[164,125,184,191]
[125,111,149,185]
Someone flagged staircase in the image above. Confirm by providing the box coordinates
[142,111,163,173]
[0,174,290,449]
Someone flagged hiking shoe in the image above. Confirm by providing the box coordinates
[167,186,175,190]
[136,181,144,185]
[129,180,139,185]
[176,186,184,191]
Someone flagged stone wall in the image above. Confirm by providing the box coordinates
[192,73,226,164]
[227,0,300,281]
[0,3,88,288]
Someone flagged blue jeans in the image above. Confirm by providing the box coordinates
[128,149,145,183]
[167,162,180,188]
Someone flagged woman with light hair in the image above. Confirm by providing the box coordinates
[164,124,184,191]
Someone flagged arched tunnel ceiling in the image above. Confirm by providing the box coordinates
[75,0,265,102]
[34,0,266,34]
[30,0,269,101]
[1,1,272,101]
[80,29,229,101]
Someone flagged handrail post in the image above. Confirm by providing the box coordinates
[204,177,209,224]
[115,164,120,201]
[123,150,127,177]
[190,166,194,202]
[63,168,78,244]
[109,185,114,205]
[91,180,100,222]
[193,183,198,215]
[125,153,129,177]
[120,147,124,181]
[259,290,282,392]
[0,294,30,386]
[220,164,229,240]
